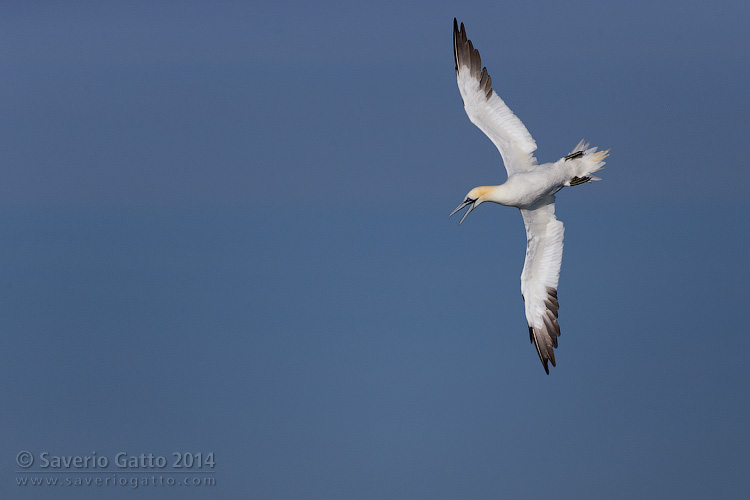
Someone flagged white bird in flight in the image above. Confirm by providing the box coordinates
[449,19,609,374]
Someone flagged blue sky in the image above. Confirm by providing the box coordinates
[2,1,749,498]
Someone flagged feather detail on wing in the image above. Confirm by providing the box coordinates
[453,19,537,177]
[520,197,564,374]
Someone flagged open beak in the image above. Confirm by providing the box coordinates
[449,198,476,225]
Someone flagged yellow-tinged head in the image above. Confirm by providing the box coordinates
[449,186,491,225]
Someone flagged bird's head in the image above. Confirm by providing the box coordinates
[449,186,490,225]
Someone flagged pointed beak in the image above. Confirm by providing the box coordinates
[449,199,476,225]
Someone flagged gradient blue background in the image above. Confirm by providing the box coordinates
[2,1,749,498]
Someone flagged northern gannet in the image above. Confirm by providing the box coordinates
[449,18,609,374]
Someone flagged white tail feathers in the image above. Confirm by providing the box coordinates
[564,139,609,186]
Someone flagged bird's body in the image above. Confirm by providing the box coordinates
[450,19,609,374]
[483,163,569,207]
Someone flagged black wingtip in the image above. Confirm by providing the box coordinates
[453,19,467,74]
[529,288,561,375]
[452,20,494,100]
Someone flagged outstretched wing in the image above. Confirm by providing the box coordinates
[519,197,564,374]
[453,19,537,176]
